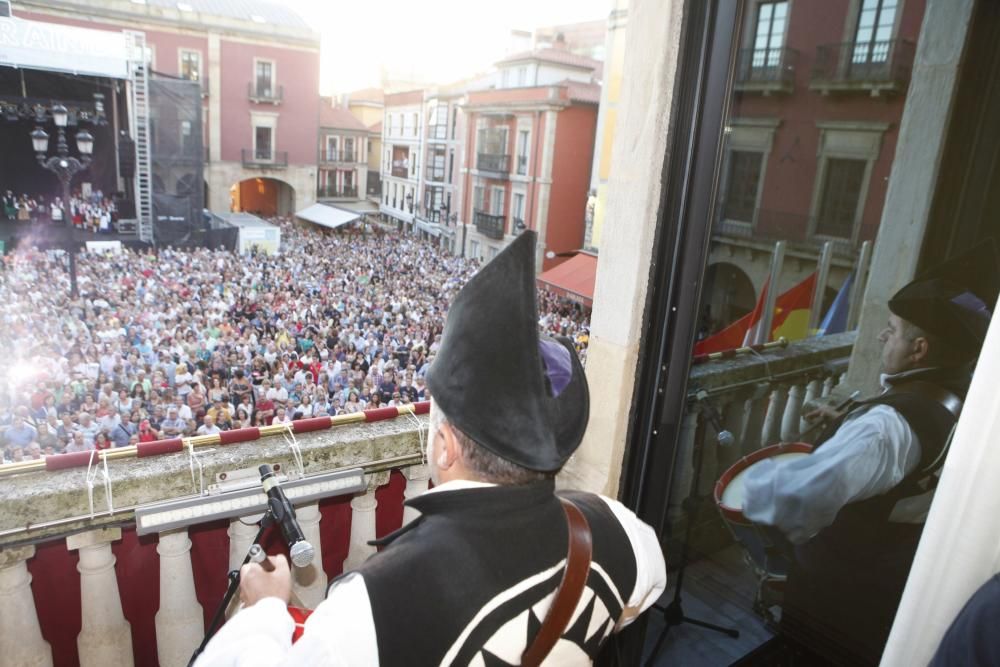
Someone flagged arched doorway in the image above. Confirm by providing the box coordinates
[701,262,755,335]
[229,177,295,217]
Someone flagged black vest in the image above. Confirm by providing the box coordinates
[784,367,968,666]
[347,480,640,666]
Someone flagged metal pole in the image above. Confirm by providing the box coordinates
[61,177,78,297]
[757,241,785,345]
[808,241,833,333]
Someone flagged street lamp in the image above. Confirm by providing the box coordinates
[31,104,96,297]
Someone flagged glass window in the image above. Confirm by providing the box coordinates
[854,0,898,63]
[815,158,866,238]
[517,130,530,175]
[722,150,763,223]
[473,185,485,211]
[491,188,505,216]
[752,1,788,68]
[180,50,201,81]
[255,61,273,97]
[254,127,272,160]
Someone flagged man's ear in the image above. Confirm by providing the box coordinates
[436,421,462,471]
[911,336,931,365]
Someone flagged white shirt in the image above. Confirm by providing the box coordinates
[742,403,920,544]
[194,480,666,666]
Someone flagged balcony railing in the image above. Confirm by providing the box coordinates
[715,209,859,258]
[474,209,505,240]
[735,47,797,94]
[427,124,448,141]
[241,148,288,168]
[810,39,915,95]
[425,165,447,182]
[668,333,855,569]
[248,82,284,104]
[321,151,357,163]
[0,406,430,664]
[318,186,358,198]
[477,152,511,177]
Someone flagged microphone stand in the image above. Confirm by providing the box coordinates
[188,512,274,667]
[644,402,739,667]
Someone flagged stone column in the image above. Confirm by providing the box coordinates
[344,472,389,571]
[781,384,806,442]
[401,464,431,526]
[0,546,52,667]
[227,517,260,617]
[155,530,203,667]
[291,503,327,610]
[761,386,788,446]
[68,528,133,667]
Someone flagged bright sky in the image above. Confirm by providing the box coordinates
[285,0,612,94]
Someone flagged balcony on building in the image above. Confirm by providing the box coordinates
[476,152,511,179]
[248,82,284,104]
[715,208,859,259]
[321,150,357,164]
[242,148,288,168]
[473,209,506,240]
[427,124,448,142]
[317,185,358,199]
[734,47,797,95]
[809,39,915,96]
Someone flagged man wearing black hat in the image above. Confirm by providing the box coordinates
[195,231,666,666]
[742,241,999,666]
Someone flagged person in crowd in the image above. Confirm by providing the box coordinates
[193,231,663,665]
[742,241,999,666]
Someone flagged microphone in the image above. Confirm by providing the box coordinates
[258,464,315,568]
[695,390,736,447]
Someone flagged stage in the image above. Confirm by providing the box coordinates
[0,218,149,252]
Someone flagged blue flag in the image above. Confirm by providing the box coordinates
[816,272,854,336]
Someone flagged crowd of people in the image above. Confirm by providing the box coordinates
[2,188,118,232]
[0,217,590,462]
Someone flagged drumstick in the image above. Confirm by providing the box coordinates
[799,390,862,439]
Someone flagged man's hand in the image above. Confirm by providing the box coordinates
[802,404,848,424]
[239,554,292,608]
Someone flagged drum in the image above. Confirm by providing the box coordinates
[714,442,812,578]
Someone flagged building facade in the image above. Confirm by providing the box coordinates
[703,0,926,330]
[460,49,600,270]
[317,99,369,201]
[413,87,466,249]
[379,89,423,230]
[345,88,385,202]
[16,0,321,217]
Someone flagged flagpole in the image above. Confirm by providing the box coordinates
[758,241,785,344]
[809,242,832,334]
[847,240,872,330]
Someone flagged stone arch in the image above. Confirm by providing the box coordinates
[229,177,295,217]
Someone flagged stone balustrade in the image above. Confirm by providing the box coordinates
[0,412,427,666]
[669,332,856,521]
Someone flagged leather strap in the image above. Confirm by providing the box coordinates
[889,380,963,420]
[521,497,593,667]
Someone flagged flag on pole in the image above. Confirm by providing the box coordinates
[771,272,817,342]
[815,272,854,336]
[693,273,817,355]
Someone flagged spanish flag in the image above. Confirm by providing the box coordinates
[694,272,816,355]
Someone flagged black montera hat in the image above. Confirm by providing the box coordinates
[425,231,590,472]
[889,239,999,361]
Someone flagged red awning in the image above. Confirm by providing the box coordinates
[536,253,597,307]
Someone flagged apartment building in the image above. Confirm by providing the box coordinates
[16,0,321,217]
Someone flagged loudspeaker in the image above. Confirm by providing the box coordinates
[118,135,136,179]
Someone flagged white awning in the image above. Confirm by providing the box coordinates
[295,203,360,230]
[0,17,131,79]
[415,218,441,237]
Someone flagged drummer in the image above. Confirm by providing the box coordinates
[741,240,998,666]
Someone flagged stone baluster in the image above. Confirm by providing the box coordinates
[291,503,327,610]
[667,410,700,524]
[822,375,836,398]
[761,385,788,446]
[739,390,768,455]
[0,546,53,667]
[800,379,824,434]
[717,395,746,471]
[781,383,806,442]
[68,528,134,667]
[226,517,260,617]
[155,530,203,667]
[402,464,431,526]
[344,472,389,571]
